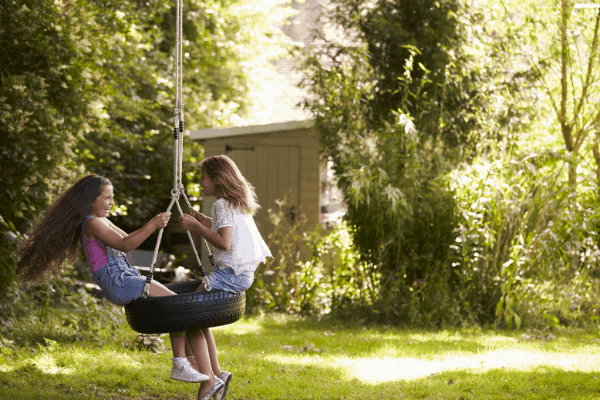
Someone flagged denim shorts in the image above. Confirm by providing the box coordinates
[207,264,254,293]
[92,254,146,306]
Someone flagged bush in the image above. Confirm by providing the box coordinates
[448,152,600,328]
[0,262,127,345]
[247,197,375,317]
[0,0,88,289]
[247,153,600,330]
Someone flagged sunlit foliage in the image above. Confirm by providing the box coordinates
[298,0,600,327]
[0,0,292,288]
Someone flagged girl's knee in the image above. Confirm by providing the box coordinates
[149,280,176,296]
[186,328,203,338]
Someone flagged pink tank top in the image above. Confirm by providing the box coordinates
[82,216,109,272]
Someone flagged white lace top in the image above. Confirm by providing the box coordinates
[211,198,272,275]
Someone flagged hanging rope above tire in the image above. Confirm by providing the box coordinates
[124,0,245,334]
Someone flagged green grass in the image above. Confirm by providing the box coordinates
[2,314,600,399]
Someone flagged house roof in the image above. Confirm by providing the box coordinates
[189,119,314,140]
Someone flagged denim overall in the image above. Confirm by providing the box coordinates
[83,215,146,306]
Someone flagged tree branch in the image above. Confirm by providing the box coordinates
[560,0,573,152]
[573,7,600,122]
[505,0,565,120]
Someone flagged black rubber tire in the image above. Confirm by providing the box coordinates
[124,280,245,334]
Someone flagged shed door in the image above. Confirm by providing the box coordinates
[227,145,300,239]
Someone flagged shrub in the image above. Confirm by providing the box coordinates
[247,154,600,330]
[0,262,126,345]
[247,197,375,317]
[449,152,600,328]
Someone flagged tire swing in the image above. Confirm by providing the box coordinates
[124,0,245,335]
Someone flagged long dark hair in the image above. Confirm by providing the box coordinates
[17,175,112,282]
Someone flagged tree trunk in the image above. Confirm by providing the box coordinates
[593,142,600,184]
[560,0,577,187]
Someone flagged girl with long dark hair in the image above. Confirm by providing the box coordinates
[17,175,227,396]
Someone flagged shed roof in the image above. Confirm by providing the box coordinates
[189,119,314,141]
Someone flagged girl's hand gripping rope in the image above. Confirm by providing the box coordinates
[179,214,198,231]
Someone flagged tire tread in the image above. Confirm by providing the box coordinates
[124,280,245,333]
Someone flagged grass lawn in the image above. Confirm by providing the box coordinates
[1,314,600,399]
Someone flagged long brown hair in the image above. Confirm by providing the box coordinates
[17,175,112,282]
[202,155,260,215]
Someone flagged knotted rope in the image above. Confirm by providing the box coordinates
[142,0,212,296]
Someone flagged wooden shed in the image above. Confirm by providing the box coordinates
[189,120,322,267]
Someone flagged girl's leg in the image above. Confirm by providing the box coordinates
[202,327,221,376]
[189,284,213,373]
[186,329,217,398]
[146,280,202,383]
[170,331,186,358]
[170,330,207,382]
[146,281,186,357]
[148,280,176,296]
[190,284,220,374]
[185,338,199,371]
[185,332,220,376]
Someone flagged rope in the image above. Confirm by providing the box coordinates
[143,0,211,296]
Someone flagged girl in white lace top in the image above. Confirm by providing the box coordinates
[178,155,272,399]
[179,155,272,292]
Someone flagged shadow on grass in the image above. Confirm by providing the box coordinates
[0,360,188,400]
[8,320,130,351]
[216,316,588,360]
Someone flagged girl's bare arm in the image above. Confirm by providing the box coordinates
[179,214,231,251]
[191,208,212,228]
[103,218,128,237]
[86,213,170,253]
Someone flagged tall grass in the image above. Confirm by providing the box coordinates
[0,263,127,347]
[449,152,600,329]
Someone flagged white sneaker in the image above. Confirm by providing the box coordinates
[171,358,209,383]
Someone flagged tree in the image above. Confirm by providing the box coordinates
[0,0,91,288]
[499,0,600,185]
[76,0,292,232]
[298,0,544,324]
[0,0,291,288]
